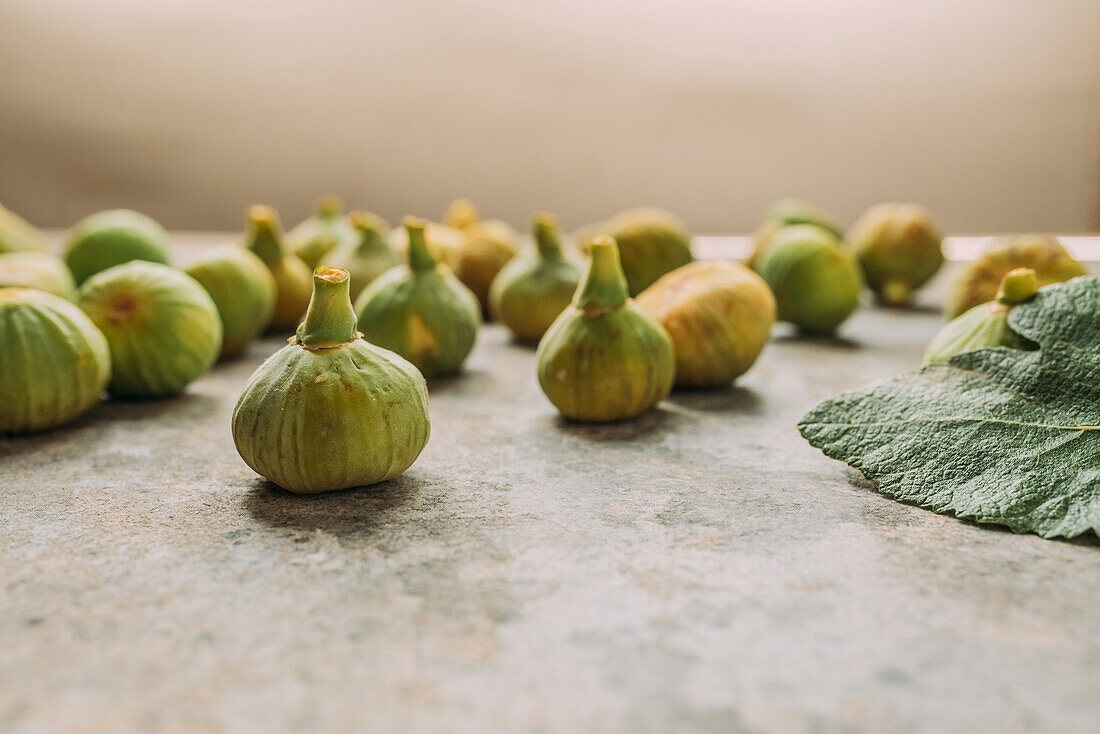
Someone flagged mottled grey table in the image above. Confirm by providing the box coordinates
[2,238,1098,734]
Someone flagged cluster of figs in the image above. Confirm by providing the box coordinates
[1,196,1090,494]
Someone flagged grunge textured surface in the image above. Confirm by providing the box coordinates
[800,276,1100,538]
[3,237,1099,734]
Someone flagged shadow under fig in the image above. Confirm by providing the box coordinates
[666,384,763,414]
[243,473,421,533]
[551,405,681,442]
[771,330,862,350]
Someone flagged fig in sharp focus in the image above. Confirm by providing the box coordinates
[923,268,1038,365]
[232,267,430,494]
[636,260,776,387]
[0,202,47,254]
[288,196,358,269]
[848,202,944,306]
[320,211,398,301]
[63,209,170,285]
[536,237,674,422]
[243,205,313,330]
[0,251,77,300]
[945,234,1087,319]
[0,288,110,433]
[573,208,693,296]
[489,213,582,343]
[185,248,277,357]
[748,198,844,268]
[751,224,862,334]
[78,262,222,397]
[355,218,481,378]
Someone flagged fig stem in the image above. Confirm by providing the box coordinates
[533,214,565,261]
[405,218,437,273]
[575,236,628,313]
[996,267,1039,305]
[246,206,287,266]
[316,196,344,217]
[350,212,385,253]
[296,267,358,349]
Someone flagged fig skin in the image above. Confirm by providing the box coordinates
[0,251,77,300]
[232,267,430,494]
[355,218,481,379]
[288,196,358,269]
[752,224,862,335]
[185,248,277,357]
[489,214,582,343]
[0,287,111,433]
[923,268,1038,365]
[78,262,222,397]
[573,208,694,297]
[319,211,397,301]
[0,202,47,254]
[945,234,1087,319]
[243,205,313,330]
[536,237,674,422]
[63,209,170,286]
[748,198,844,268]
[636,260,776,387]
[441,199,519,314]
[848,202,944,306]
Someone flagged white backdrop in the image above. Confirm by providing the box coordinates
[1,0,1098,234]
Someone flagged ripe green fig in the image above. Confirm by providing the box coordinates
[574,208,694,296]
[536,237,674,422]
[489,213,582,342]
[0,288,110,433]
[945,234,1087,319]
[63,209,170,285]
[0,202,47,254]
[442,199,519,314]
[78,262,222,397]
[288,196,358,269]
[0,251,77,300]
[848,202,944,306]
[185,248,277,357]
[924,268,1038,365]
[636,260,776,387]
[232,267,431,494]
[355,218,481,378]
[748,198,844,268]
[243,205,313,330]
[752,224,862,334]
[320,211,397,301]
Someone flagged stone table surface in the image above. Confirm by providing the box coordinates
[2,237,1099,734]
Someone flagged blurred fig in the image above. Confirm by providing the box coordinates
[0,251,77,300]
[924,268,1038,365]
[321,211,397,301]
[243,205,313,330]
[573,208,693,296]
[64,209,170,285]
[288,196,357,269]
[849,202,944,306]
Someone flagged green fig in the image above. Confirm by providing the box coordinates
[0,202,47,254]
[63,209,170,285]
[232,266,430,494]
[0,288,110,433]
[923,268,1038,365]
[536,237,675,421]
[848,202,944,306]
[945,234,1087,319]
[243,205,313,330]
[443,198,481,230]
[489,213,582,342]
[636,260,776,387]
[355,218,481,378]
[78,262,222,397]
[185,248,277,357]
[287,196,358,269]
[574,208,694,296]
[320,211,398,301]
[748,198,844,268]
[0,251,77,300]
[752,224,862,334]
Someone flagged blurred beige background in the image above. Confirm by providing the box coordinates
[1,0,1098,234]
